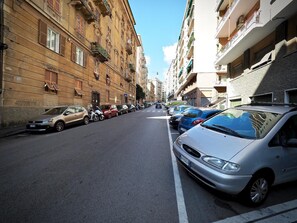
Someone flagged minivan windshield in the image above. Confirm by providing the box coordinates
[201,108,282,139]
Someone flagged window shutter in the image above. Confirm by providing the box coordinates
[38,20,47,47]
[84,51,88,67]
[60,35,66,56]
[71,43,76,62]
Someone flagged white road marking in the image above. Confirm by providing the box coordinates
[213,199,297,223]
[167,117,189,223]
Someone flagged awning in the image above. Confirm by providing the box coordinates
[187,59,193,73]
[178,68,183,77]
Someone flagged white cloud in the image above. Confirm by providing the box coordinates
[162,43,177,65]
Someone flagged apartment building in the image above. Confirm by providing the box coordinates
[215,0,297,107]
[151,77,162,102]
[175,0,219,107]
[135,35,148,103]
[165,59,176,102]
[0,0,140,127]
[146,80,155,102]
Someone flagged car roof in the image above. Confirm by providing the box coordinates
[235,103,297,115]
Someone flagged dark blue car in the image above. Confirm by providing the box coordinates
[178,107,221,134]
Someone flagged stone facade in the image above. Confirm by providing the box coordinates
[0,0,140,127]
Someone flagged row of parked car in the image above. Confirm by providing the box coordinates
[168,104,221,134]
[26,104,138,132]
[168,102,297,206]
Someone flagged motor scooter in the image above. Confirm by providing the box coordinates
[94,106,104,121]
[89,108,99,122]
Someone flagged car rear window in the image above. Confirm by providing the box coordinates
[184,109,201,118]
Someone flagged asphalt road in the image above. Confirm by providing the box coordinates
[1,106,297,223]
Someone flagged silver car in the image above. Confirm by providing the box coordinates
[173,103,297,206]
[26,105,89,132]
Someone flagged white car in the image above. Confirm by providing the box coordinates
[173,103,297,206]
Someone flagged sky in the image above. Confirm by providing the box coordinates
[128,0,187,81]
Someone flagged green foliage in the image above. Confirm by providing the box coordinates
[136,84,145,100]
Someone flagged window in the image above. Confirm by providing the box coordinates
[106,74,111,85]
[76,47,84,66]
[75,80,83,97]
[47,28,59,53]
[71,44,86,67]
[76,14,85,36]
[47,0,61,14]
[45,70,59,92]
[39,20,65,55]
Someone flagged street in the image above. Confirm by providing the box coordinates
[1,106,297,223]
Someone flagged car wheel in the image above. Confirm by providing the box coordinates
[241,174,270,206]
[108,114,112,119]
[83,116,89,125]
[55,121,65,132]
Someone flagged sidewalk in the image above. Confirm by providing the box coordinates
[0,125,26,138]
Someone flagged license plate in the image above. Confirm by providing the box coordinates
[30,124,35,128]
[180,155,189,166]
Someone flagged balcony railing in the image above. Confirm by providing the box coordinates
[216,11,261,60]
[93,0,112,17]
[126,42,132,55]
[72,0,97,24]
[91,42,110,62]
[216,0,239,32]
[129,63,136,72]
[124,73,132,82]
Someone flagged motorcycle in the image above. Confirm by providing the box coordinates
[94,106,104,121]
[89,108,99,122]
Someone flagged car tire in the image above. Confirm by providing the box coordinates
[241,173,271,206]
[83,116,89,125]
[55,121,65,132]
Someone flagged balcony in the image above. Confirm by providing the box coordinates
[91,42,110,62]
[93,0,112,17]
[215,10,262,65]
[124,73,132,82]
[129,63,136,72]
[126,42,132,55]
[72,0,97,24]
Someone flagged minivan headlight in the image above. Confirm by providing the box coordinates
[202,156,240,172]
[175,137,183,148]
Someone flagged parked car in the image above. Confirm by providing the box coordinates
[173,103,297,206]
[116,104,128,115]
[100,104,118,119]
[167,105,177,115]
[127,104,136,112]
[169,113,184,129]
[178,107,221,134]
[155,103,162,109]
[26,105,89,132]
[170,105,192,116]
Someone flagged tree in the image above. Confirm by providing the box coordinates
[136,84,145,100]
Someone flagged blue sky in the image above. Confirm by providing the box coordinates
[128,0,187,81]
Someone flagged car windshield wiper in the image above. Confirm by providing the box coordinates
[202,124,243,138]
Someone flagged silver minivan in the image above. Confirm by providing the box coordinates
[173,103,297,206]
